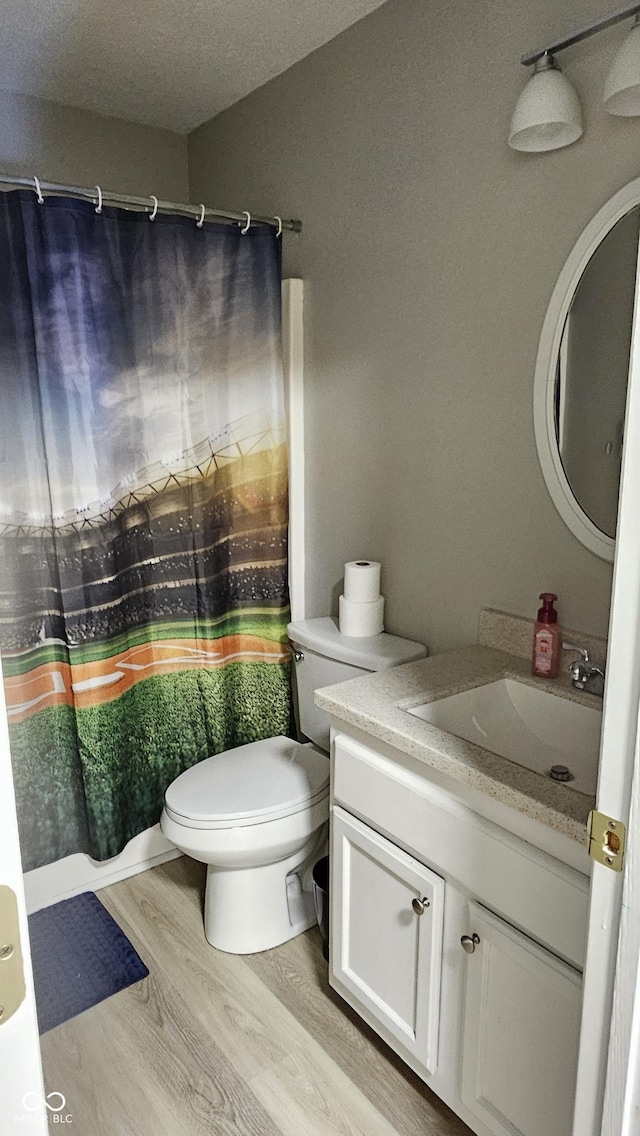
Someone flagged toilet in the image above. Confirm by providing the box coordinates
[160,616,426,954]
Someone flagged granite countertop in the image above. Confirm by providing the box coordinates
[315,645,599,844]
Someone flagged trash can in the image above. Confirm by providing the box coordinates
[312,855,329,961]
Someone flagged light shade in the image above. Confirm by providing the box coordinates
[509,56,583,152]
[604,21,640,116]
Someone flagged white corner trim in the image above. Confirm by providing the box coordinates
[23,824,182,913]
[282,278,305,622]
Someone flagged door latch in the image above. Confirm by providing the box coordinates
[587,810,626,872]
[0,885,26,1025]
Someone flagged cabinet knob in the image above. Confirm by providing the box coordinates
[461,933,481,954]
[412,897,430,915]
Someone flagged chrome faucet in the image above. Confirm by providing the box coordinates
[562,641,605,695]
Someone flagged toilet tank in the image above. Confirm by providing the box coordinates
[287,617,427,752]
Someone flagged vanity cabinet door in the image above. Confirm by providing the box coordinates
[460,902,582,1136]
[331,806,444,1075]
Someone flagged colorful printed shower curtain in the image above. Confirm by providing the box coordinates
[0,191,291,870]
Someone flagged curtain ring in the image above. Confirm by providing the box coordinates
[196,204,205,229]
[274,216,282,239]
[33,176,44,205]
[149,194,158,221]
[94,186,103,214]
[239,211,251,235]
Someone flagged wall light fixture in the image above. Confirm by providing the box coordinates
[509,2,640,152]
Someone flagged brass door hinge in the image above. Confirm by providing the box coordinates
[0,885,26,1025]
[587,810,626,872]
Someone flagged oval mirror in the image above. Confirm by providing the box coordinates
[534,178,640,561]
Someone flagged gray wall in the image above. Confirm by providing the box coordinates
[0,90,188,199]
[188,0,640,653]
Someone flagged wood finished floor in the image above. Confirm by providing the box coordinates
[40,858,473,1136]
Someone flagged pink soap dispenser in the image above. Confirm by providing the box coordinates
[531,593,560,679]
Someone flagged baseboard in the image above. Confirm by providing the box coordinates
[24,824,183,913]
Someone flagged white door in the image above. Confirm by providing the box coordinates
[461,903,582,1136]
[0,668,47,1135]
[330,806,444,1075]
[574,218,640,1136]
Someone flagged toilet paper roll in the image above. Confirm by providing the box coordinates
[339,594,385,637]
[344,560,382,604]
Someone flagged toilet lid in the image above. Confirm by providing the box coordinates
[164,737,329,827]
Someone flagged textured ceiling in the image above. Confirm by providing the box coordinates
[0,0,388,134]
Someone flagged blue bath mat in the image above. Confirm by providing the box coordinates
[28,891,149,1034]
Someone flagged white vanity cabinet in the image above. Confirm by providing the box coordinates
[460,902,582,1136]
[331,808,444,1075]
[329,731,589,1136]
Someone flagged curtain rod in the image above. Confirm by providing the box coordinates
[0,173,302,233]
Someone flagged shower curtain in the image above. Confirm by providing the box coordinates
[0,191,292,870]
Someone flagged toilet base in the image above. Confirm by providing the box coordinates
[204,826,327,954]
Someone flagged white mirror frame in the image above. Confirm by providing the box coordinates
[533,176,640,562]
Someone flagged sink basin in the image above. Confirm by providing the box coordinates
[407,678,601,795]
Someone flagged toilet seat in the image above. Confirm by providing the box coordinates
[163,736,329,830]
